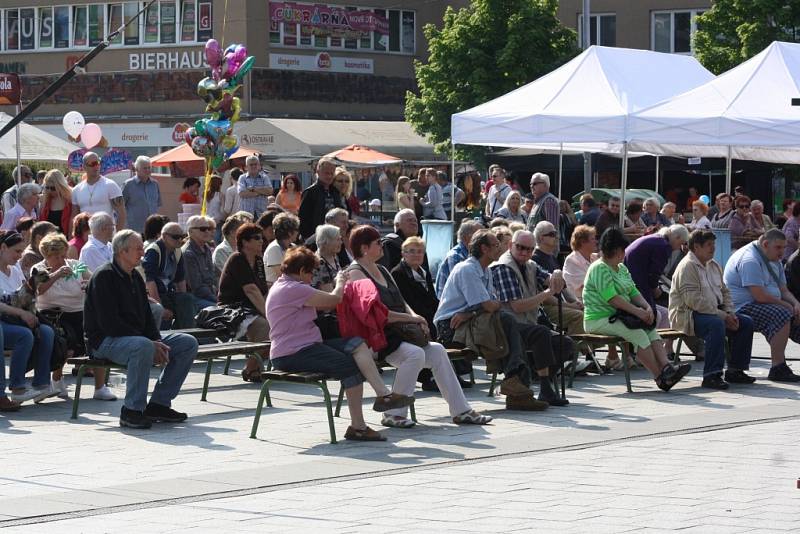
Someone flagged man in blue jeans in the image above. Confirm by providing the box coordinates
[84,229,198,429]
[669,229,755,390]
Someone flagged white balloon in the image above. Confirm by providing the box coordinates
[62,111,85,138]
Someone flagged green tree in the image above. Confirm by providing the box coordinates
[404,0,578,158]
[694,0,800,74]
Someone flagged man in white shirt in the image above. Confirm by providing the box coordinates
[79,212,115,272]
[2,165,32,212]
[485,167,512,218]
[71,152,126,229]
[0,183,40,230]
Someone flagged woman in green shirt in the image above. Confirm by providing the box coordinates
[583,228,691,392]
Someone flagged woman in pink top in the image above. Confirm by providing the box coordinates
[66,212,90,260]
[265,246,413,442]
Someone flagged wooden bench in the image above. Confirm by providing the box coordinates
[67,340,270,419]
[250,347,475,444]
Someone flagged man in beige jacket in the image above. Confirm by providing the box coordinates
[669,229,755,390]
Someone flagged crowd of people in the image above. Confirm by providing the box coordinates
[2,155,800,441]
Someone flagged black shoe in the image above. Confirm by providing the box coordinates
[725,369,756,384]
[144,402,188,423]
[768,362,800,383]
[701,373,729,390]
[120,406,152,429]
[666,351,677,363]
[538,383,569,407]
[421,380,439,392]
[656,363,692,392]
[457,376,472,389]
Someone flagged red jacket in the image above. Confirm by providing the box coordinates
[337,278,389,351]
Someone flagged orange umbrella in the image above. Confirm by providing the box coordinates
[150,143,260,166]
[323,144,401,166]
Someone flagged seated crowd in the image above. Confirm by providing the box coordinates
[2,158,800,444]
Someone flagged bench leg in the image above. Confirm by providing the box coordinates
[222,354,232,375]
[318,381,337,444]
[334,386,344,417]
[409,401,417,423]
[488,372,498,397]
[201,357,214,402]
[568,349,579,389]
[71,364,91,420]
[621,343,633,393]
[587,348,606,376]
[674,338,684,364]
[250,379,272,439]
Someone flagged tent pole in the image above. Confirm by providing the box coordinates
[725,146,732,194]
[655,155,660,194]
[15,104,21,187]
[558,142,564,199]
[451,144,456,223]
[619,142,629,228]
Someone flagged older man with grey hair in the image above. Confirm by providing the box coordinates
[237,155,273,219]
[123,155,162,233]
[142,222,195,329]
[84,229,198,429]
[435,218,483,298]
[2,164,32,212]
[72,151,126,229]
[79,212,115,271]
[0,183,40,230]
[527,172,559,230]
[380,208,422,270]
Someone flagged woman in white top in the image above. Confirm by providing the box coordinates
[690,200,712,230]
[395,176,414,211]
[0,230,55,409]
[263,212,300,285]
[34,233,115,401]
[562,224,598,302]
[494,191,528,224]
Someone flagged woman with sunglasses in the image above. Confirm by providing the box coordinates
[729,195,762,249]
[0,230,55,409]
[39,169,73,236]
[183,215,218,312]
[218,223,269,382]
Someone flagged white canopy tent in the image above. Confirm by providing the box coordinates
[451,46,715,221]
[0,112,76,163]
[630,41,800,192]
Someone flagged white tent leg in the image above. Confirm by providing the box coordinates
[619,142,629,228]
[655,155,660,193]
[15,104,21,187]
[451,144,456,222]
[558,142,564,199]
[725,146,732,194]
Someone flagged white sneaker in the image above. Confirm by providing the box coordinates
[52,379,69,399]
[33,385,58,404]
[93,386,118,401]
[10,388,40,403]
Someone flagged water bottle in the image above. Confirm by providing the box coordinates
[109,374,127,389]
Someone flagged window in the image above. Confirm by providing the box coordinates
[39,7,53,48]
[159,0,176,44]
[144,2,159,43]
[88,4,105,46]
[108,4,123,45]
[6,9,19,51]
[124,2,140,45]
[652,10,705,54]
[54,6,70,48]
[20,8,36,50]
[269,2,415,55]
[73,5,87,47]
[577,14,616,47]
[180,0,196,42]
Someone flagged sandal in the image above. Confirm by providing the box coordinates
[241,368,263,383]
[372,392,414,412]
[453,410,492,425]
[344,425,387,441]
[381,415,416,428]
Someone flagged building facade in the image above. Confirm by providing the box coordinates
[557,0,712,54]
[0,0,468,155]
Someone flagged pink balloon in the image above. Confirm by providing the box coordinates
[230,46,247,66]
[81,123,102,149]
[205,39,222,68]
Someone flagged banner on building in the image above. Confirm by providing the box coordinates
[0,73,21,105]
[269,2,388,39]
[269,53,373,74]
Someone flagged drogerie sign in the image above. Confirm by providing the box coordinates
[0,73,21,105]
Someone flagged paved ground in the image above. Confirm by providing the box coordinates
[2,336,800,532]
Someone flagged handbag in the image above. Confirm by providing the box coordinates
[608,309,656,330]
[194,304,248,340]
[314,312,340,340]
[387,322,429,347]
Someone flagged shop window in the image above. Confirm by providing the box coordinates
[73,5,88,47]
[88,4,105,46]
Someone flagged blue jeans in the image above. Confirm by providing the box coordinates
[93,333,198,411]
[692,312,754,376]
[192,296,216,313]
[1,322,54,396]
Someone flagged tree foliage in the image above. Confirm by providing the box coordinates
[404,0,578,158]
[694,0,800,74]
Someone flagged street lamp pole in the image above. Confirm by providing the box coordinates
[582,0,592,193]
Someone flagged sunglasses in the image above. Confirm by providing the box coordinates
[45,186,56,191]
[738,204,751,209]
[514,243,534,252]
[191,226,214,232]
[166,233,187,240]
[542,231,557,237]
[532,181,545,186]
[85,160,101,168]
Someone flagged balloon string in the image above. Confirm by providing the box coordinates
[201,158,212,216]
[221,0,229,49]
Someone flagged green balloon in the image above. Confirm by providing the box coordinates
[194,119,207,136]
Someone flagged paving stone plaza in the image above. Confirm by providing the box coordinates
[2,334,800,533]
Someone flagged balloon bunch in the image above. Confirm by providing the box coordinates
[62,111,105,149]
[184,39,254,170]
